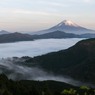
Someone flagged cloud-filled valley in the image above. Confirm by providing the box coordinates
[0,57,92,87]
[0,38,83,58]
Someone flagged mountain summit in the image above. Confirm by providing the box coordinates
[57,20,79,27]
[28,20,95,35]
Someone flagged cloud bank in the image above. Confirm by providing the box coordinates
[0,38,83,58]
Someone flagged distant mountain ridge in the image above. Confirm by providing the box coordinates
[0,20,95,40]
[32,31,80,39]
[0,32,33,43]
[31,30,95,39]
[0,31,95,43]
[0,30,10,35]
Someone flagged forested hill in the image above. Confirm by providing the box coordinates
[25,38,95,84]
[0,74,95,95]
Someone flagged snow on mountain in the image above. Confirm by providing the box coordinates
[27,20,95,35]
[57,20,79,27]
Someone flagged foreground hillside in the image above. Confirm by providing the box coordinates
[24,38,95,85]
[0,74,95,95]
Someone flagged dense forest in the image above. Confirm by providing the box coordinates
[0,74,95,95]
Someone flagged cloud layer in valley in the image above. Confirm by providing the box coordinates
[0,38,83,58]
[0,57,92,87]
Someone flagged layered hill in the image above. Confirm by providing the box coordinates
[32,31,80,39]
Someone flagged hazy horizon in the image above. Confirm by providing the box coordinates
[0,0,95,32]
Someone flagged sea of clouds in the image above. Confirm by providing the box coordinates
[0,38,83,58]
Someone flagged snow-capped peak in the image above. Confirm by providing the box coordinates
[58,20,79,27]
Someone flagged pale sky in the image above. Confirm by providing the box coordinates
[0,0,95,32]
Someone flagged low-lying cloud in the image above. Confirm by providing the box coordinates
[0,58,93,87]
[0,38,82,58]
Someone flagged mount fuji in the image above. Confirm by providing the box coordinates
[29,20,95,35]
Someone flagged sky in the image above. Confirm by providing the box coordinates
[0,0,95,32]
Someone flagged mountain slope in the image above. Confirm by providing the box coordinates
[32,31,80,39]
[0,32,33,43]
[32,31,95,39]
[26,38,95,84]
[0,30,10,35]
[29,20,95,35]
